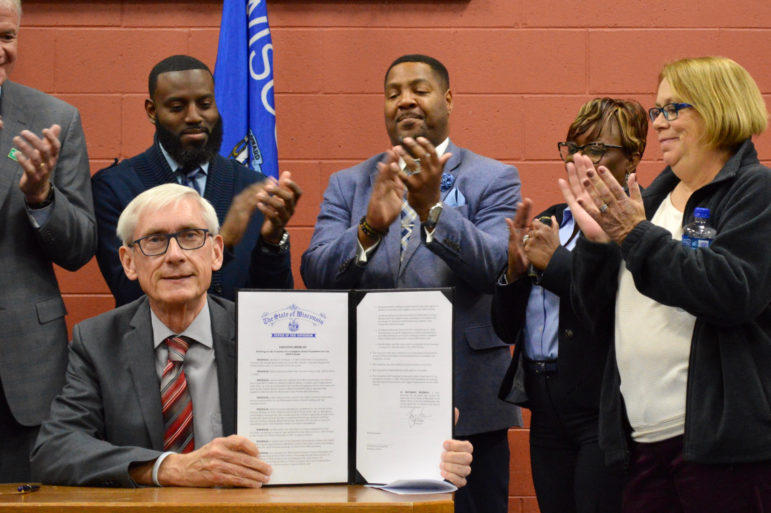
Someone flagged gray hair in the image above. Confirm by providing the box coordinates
[1,0,21,18]
[116,183,219,246]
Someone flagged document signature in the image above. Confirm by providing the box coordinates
[408,408,431,427]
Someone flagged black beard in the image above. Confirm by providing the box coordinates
[155,117,224,170]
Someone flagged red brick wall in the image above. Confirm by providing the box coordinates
[14,2,771,511]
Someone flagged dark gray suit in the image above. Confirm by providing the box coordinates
[0,80,95,481]
[301,140,521,513]
[30,295,236,487]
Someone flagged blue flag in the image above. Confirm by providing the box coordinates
[214,0,278,178]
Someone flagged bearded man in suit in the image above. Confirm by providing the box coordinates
[92,55,300,307]
[0,0,96,482]
[301,54,521,513]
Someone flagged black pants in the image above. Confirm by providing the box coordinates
[0,380,39,483]
[525,370,625,513]
[454,428,510,513]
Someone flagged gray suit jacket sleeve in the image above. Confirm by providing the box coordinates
[30,319,162,487]
[3,81,97,270]
[36,104,97,270]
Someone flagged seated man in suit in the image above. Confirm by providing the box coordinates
[92,55,300,307]
[0,0,96,482]
[301,54,521,513]
[31,183,473,488]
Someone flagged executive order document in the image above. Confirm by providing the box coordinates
[355,290,453,485]
[237,291,349,485]
[236,289,454,487]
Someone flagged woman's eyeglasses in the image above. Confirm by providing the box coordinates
[648,102,693,122]
[557,141,625,164]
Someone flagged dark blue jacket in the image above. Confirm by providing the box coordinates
[92,142,292,306]
[572,139,771,465]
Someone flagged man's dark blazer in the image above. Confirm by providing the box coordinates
[492,203,611,411]
[91,142,292,307]
[30,295,236,487]
[0,80,96,427]
[301,140,522,437]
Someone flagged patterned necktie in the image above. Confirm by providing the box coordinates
[161,336,195,453]
[180,168,204,195]
[400,200,418,261]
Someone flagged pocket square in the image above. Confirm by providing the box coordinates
[443,187,466,208]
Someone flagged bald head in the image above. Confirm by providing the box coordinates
[0,0,20,18]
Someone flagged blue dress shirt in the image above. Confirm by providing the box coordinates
[523,208,577,361]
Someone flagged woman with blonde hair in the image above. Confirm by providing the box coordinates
[561,56,771,512]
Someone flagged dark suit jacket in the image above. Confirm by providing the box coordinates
[0,80,96,426]
[91,142,292,307]
[492,203,610,411]
[30,295,237,487]
[301,141,522,436]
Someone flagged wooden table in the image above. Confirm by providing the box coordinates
[0,484,453,512]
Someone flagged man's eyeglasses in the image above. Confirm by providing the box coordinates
[129,228,210,256]
[557,141,625,165]
[648,102,693,122]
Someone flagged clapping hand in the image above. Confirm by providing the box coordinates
[15,124,62,205]
[558,153,644,245]
[395,136,452,222]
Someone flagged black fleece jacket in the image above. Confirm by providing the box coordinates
[571,139,771,465]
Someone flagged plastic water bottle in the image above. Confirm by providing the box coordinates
[682,207,717,248]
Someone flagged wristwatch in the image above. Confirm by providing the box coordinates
[26,185,54,209]
[260,230,290,254]
[527,265,544,285]
[423,202,444,231]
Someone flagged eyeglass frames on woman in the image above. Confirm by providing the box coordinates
[129,228,211,256]
[557,141,626,164]
[648,102,693,122]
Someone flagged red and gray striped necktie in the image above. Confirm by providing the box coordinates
[161,336,195,453]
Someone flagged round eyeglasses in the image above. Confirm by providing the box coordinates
[129,228,210,256]
[557,141,625,165]
[648,102,693,122]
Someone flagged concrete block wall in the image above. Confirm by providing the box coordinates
[13,1,771,511]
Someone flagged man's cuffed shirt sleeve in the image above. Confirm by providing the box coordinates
[356,237,380,265]
[151,452,175,486]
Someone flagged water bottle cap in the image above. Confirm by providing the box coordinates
[693,207,710,219]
